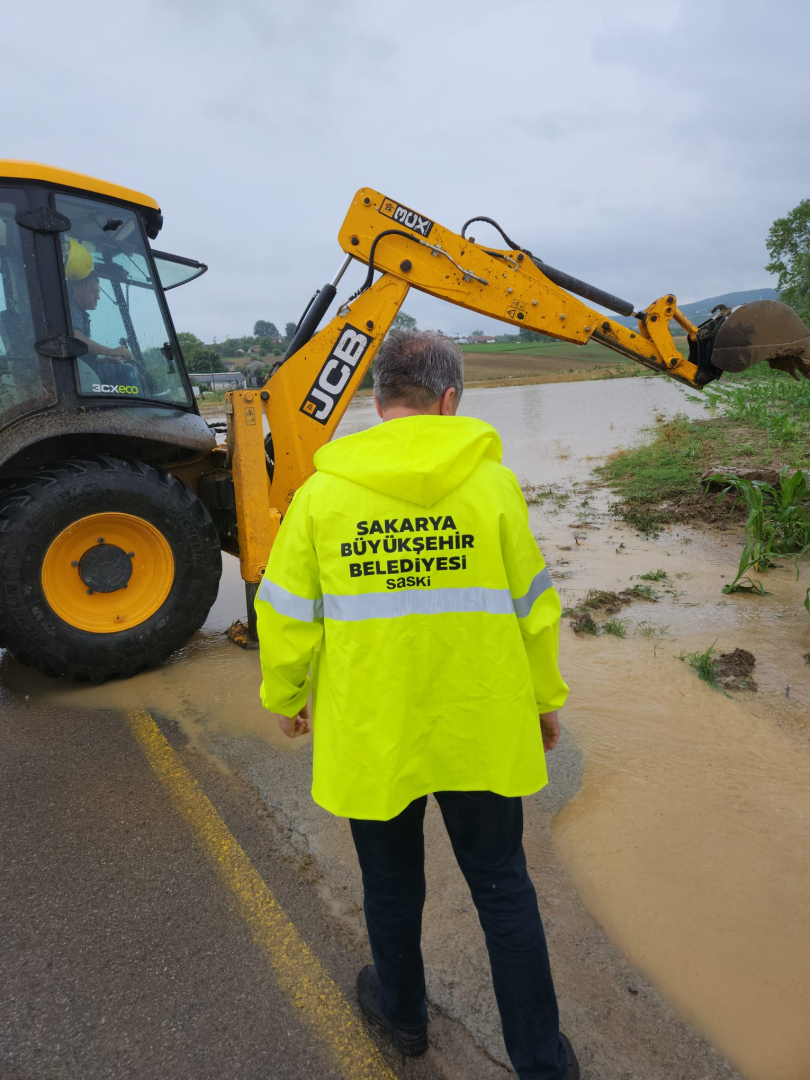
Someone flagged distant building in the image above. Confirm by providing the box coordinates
[188,372,246,391]
[466,334,497,344]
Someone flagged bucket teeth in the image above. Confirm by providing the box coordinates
[765,354,810,382]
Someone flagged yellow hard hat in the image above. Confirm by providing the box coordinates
[65,237,94,280]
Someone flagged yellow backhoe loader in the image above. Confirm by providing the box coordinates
[1,163,808,682]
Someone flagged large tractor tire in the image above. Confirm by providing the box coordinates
[0,456,222,682]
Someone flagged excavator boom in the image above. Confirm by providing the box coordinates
[225,187,810,636]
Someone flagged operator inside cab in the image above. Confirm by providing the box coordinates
[63,238,137,389]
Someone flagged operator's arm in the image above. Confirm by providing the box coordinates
[499,470,569,715]
[73,330,132,361]
[255,485,324,720]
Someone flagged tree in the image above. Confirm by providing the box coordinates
[518,327,552,342]
[766,200,810,324]
[186,348,221,373]
[392,311,417,331]
[285,321,298,341]
[177,331,220,373]
[177,331,202,352]
[254,320,279,338]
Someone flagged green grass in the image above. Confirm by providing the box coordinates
[627,583,661,601]
[600,414,709,533]
[634,620,670,637]
[602,618,627,637]
[677,643,728,694]
[694,366,810,455]
[460,335,689,359]
[603,368,810,536]
[638,569,669,581]
[460,340,631,362]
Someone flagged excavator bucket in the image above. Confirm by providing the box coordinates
[709,299,810,380]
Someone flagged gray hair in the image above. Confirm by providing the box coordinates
[372,329,464,410]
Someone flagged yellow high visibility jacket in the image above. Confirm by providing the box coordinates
[256,414,568,820]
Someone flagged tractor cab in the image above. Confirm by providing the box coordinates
[0,162,213,477]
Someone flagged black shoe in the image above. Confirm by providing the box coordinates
[356,965,428,1057]
[560,1032,581,1079]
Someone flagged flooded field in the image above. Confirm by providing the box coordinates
[3,376,809,1079]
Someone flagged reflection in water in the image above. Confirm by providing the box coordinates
[3,376,809,1079]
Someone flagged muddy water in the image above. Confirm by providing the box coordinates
[3,376,810,1079]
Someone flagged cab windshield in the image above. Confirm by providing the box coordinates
[56,193,191,407]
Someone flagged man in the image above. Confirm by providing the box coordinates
[64,239,132,378]
[256,330,580,1080]
[67,273,133,364]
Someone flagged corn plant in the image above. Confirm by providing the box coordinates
[709,469,810,596]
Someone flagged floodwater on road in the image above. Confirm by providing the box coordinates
[3,375,809,1080]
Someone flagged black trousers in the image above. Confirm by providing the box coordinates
[349,792,569,1080]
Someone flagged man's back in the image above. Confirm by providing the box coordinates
[256,413,567,820]
[255,330,578,1079]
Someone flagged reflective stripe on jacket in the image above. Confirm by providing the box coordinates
[256,414,568,820]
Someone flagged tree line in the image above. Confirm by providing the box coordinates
[177,320,301,374]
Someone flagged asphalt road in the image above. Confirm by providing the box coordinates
[0,696,445,1080]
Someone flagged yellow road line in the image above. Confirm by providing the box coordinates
[127,709,397,1080]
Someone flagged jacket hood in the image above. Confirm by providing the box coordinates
[313,415,503,507]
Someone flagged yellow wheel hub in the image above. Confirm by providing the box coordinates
[41,512,175,634]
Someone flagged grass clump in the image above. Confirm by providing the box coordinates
[602,618,627,637]
[635,620,670,637]
[520,481,570,510]
[638,569,669,581]
[677,643,727,694]
[603,414,705,502]
[627,583,661,601]
[601,414,707,534]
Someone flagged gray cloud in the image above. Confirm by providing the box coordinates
[4,0,807,338]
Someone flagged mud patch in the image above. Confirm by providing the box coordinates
[679,644,759,694]
[714,648,758,693]
[668,489,739,529]
[565,586,659,634]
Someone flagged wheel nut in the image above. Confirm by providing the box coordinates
[97,537,104,544]
[71,560,78,567]
[127,552,135,558]
[87,588,94,595]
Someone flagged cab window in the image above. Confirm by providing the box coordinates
[55,194,191,407]
[0,199,46,419]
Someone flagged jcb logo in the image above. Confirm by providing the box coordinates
[300,324,371,425]
[92,383,139,395]
[379,198,434,238]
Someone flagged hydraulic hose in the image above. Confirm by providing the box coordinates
[460,214,635,319]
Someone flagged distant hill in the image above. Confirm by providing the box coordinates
[613,288,780,330]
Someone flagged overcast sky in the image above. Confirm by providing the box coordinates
[6,0,808,339]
